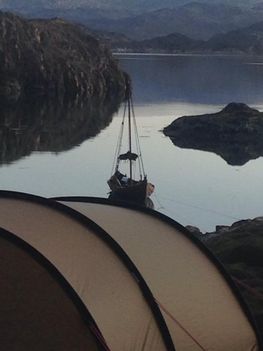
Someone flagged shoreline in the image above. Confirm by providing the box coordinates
[113,51,263,59]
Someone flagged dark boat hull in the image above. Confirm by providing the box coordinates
[109,179,147,205]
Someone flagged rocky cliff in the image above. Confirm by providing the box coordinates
[0,11,128,102]
[192,217,263,337]
[163,103,263,166]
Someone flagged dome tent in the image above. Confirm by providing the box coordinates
[0,191,170,351]
[0,190,261,351]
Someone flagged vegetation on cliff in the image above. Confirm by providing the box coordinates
[0,11,128,101]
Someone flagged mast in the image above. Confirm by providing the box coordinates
[128,97,133,180]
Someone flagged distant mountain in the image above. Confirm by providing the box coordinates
[0,1,261,38]
[205,21,263,55]
[109,32,203,53]
[0,0,186,18]
[1,1,257,14]
[86,2,263,40]
[109,20,263,55]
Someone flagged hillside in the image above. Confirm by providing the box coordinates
[0,11,128,102]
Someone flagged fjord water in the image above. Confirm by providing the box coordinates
[1,54,263,232]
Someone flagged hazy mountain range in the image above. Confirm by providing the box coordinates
[109,21,263,55]
[86,2,263,40]
[0,1,262,40]
[1,0,263,49]
[0,1,259,14]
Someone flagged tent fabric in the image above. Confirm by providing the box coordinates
[56,197,261,351]
[0,228,104,351]
[0,190,261,351]
[0,192,170,351]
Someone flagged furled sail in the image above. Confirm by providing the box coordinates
[118,151,138,161]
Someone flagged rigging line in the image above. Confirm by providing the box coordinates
[153,192,191,222]
[131,102,142,178]
[160,205,194,224]
[131,95,146,177]
[128,97,133,180]
[158,195,240,221]
[156,299,207,351]
[111,101,127,176]
[133,114,143,179]
[135,133,143,179]
[131,97,142,175]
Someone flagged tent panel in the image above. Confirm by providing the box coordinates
[0,232,100,351]
[0,197,167,351]
[61,200,259,351]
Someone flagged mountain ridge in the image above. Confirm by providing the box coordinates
[0,1,261,40]
[85,2,263,40]
[108,20,263,55]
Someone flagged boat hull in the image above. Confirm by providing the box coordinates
[108,179,147,205]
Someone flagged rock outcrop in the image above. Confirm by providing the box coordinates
[163,103,263,165]
[0,11,128,102]
[196,217,263,336]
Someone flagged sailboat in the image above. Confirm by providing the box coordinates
[107,95,154,207]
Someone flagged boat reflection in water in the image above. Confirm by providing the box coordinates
[108,95,155,208]
[0,96,122,165]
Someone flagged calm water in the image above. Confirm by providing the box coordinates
[1,54,263,232]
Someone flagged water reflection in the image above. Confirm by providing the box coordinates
[117,54,263,105]
[166,136,263,166]
[0,96,122,165]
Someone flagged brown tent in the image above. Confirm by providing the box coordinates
[0,191,261,351]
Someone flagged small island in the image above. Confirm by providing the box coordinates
[163,103,263,166]
[0,11,128,102]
